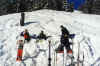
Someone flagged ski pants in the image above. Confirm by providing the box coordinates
[61,38,71,50]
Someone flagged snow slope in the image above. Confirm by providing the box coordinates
[0,10,100,66]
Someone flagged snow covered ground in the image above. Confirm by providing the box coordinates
[0,9,100,66]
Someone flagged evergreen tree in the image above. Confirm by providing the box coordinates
[19,0,27,12]
[55,0,64,10]
[87,0,93,13]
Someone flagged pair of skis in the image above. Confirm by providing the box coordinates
[54,47,74,66]
[16,40,24,61]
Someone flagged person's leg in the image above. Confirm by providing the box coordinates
[64,39,72,52]
[55,44,64,52]
[56,37,65,51]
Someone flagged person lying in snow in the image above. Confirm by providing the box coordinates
[20,29,31,42]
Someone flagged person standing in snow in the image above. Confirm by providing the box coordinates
[56,25,71,53]
[20,29,31,42]
[61,25,71,50]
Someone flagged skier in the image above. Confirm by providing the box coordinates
[56,25,72,53]
[20,29,31,42]
[37,30,47,40]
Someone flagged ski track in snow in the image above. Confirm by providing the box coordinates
[91,57,100,66]
[84,37,95,57]
[0,10,100,66]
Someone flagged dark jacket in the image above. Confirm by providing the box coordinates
[61,26,70,46]
[37,32,47,40]
[61,26,69,37]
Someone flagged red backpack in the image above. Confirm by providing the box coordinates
[24,33,28,39]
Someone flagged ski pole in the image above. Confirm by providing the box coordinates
[54,51,56,66]
[71,38,74,65]
[48,40,51,66]
[82,52,84,66]
[50,40,57,66]
[77,37,85,66]
[77,41,80,66]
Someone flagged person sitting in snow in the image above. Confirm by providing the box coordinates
[37,30,47,40]
[56,25,72,53]
[20,29,31,42]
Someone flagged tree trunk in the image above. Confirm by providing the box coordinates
[20,12,25,26]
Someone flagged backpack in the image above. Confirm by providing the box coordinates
[24,33,29,39]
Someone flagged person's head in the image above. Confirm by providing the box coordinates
[25,29,28,32]
[41,30,44,33]
[60,25,64,28]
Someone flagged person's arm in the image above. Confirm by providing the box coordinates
[20,32,24,36]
